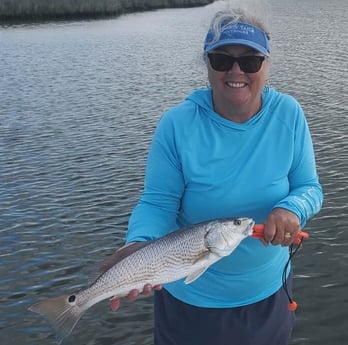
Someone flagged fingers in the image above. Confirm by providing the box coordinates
[282,231,298,246]
[263,222,276,243]
[140,284,153,297]
[109,284,162,311]
[127,284,162,299]
[110,297,121,311]
[126,289,140,302]
[263,228,298,246]
[263,208,301,246]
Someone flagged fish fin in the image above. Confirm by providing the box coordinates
[29,294,84,342]
[184,267,209,284]
[89,241,152,284]
[184,251,221,284]
[184,252,215,284]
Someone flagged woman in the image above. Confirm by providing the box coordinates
[111,8,323,345]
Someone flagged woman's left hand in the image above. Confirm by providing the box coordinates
[263,208,301,246]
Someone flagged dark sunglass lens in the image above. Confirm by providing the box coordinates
[208,54,265,73]
[208,54,234,71]
[238,56,265,73]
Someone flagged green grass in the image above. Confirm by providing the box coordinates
[0,0,214,21]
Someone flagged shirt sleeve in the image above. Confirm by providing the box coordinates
[126,113,185,243]
[273,106,323,227]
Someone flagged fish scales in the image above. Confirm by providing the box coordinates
[78,223,209,306]
[28,217,254,343]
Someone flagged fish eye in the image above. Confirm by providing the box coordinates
[68,295,76,304]
[233,219,241,226]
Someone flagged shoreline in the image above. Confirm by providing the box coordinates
[0,0,214,23]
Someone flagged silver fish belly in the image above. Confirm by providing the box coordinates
[29,217,254,343]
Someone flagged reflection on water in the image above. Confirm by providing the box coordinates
[1,0,347,344]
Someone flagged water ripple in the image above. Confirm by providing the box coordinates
[1,1,348,344]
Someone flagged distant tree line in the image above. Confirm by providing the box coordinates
[0,0,214,21]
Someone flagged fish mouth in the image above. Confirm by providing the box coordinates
[244,220,255,237]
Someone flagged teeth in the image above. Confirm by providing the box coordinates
[226,82,246,88]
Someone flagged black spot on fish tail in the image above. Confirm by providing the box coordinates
[68,295,76,303]
[29,294,84,342]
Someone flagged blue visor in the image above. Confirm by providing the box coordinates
[204,22,270,56]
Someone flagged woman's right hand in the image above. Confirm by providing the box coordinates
[110,284,162,311]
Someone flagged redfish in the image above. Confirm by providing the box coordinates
[29,217,254,343]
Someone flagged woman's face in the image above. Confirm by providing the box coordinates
[207,45,270,121]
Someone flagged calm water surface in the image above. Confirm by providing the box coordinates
[1,0,347,344]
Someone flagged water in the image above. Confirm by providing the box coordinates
[0,0,347,344]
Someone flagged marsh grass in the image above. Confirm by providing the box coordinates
[0,0,214,21]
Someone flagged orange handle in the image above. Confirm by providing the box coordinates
[252,224,309,245]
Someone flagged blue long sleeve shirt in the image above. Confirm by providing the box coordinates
[126,87,323,307]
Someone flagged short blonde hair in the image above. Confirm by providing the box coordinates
[207,8,270,48]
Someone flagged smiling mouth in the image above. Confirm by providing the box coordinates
[226,82,247,88]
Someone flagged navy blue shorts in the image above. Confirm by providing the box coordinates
[154,278,295,345]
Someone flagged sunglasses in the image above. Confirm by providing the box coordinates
[207,53,266,73]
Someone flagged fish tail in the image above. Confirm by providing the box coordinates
[29,294,85,342]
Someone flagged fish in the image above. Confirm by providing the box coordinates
[28,217,254,343]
